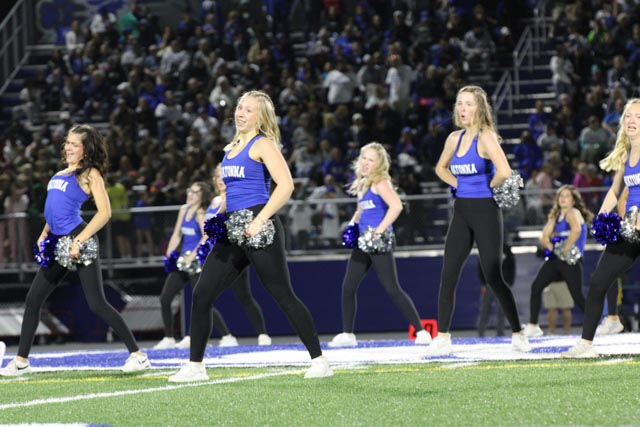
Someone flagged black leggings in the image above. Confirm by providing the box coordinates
[439,198,522,333]
[341,249,423,332]
[529,259,585,324]
[159,271,231,338]
[19,258,139,358]
[582,240,640,341]
[190,213,321,362]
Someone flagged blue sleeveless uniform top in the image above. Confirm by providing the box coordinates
[205,201,222,219]
[181,207,202,253]
[449,130,494,198]
[221,135,270,212]
[358,187,392,231]
[624,151,640,210]
[44,173,88,235]
[555,215,587,255]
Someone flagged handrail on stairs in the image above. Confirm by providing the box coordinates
[0,0,34,95]
[491,70,513,125]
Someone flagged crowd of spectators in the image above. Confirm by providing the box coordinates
[514,1,640,226]
[5,0,637,260]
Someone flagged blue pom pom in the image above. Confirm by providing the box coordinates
[163,250,180,273]
[591,212,622,245]
[204,214,229,243]
[342,223,360,249]
[33,235,59,268]
[197,240,213,264]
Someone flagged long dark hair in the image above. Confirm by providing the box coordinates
[62,124,109,176]
[547,185,594,223]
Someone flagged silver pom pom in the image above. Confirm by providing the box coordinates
[55,236,74,268]
[492,170,523,209]
[226,209,253,245]
[176,250,202,275]
[553,240,582,265]
[247,220,275,249]
[77,237,99,266]
[226,209,275,249]
[55,235,99,268]
[357,227,396,254]
[620,206,640,244]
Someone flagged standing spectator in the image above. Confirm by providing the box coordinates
[550,45,577,98]
[385,54,413,116]
[323,61,356,107]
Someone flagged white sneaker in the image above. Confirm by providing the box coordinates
[414,329,433,345]
[175,336,191,349]
[424,334,453,356]
[304,356,334,379]
[0,341,5,367]
[258,334,272,346]
[561,340,599,358]
[122,352,151,372]
[168,362,209,383]
[521,324,544,337]
[596,317,624,335]
[219,335,239,347]
[0,358,32,377]
[512,334,531,352]
[327,332,357,348]
[153,337,176,350]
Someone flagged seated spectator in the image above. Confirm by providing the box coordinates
[461,24,496,74]
[579,115,613,164]
[513,130,543,181]
[528,100,552,142]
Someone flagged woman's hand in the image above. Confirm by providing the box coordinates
[244,219,263,238]
[184,251,196,265]
[70,240,81,259]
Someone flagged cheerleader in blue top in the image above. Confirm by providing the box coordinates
[0,124,150,377]
[202,164,272,346]
[169,90,332,382]
[428,85,530,356]
[328,142,432,348]
[522,185,593,337]
[563,98,640,358]
[153,180,240,350]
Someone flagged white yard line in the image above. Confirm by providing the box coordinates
[0,369,305,411]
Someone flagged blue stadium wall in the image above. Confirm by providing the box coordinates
[47,248,640,341]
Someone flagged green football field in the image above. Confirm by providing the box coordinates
[1,359,639,426]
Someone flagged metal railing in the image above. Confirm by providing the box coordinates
[0,0,33,95]
[0,187,611,281]
[492,70,513,124]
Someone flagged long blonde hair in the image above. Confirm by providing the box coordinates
[600,98,640,171]
[547,184,594,223]
[348,142,391,196]
[227,90,282,150]
[453,85,502,142]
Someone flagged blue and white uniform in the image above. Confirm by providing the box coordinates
[358,188,391,232]
[44,173,88,236]
[555,215,587,256]
[221,135,270,213]
[181,208,202,254]
[449,130,494,198]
